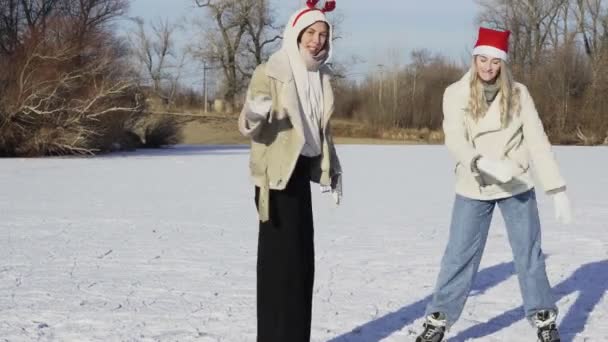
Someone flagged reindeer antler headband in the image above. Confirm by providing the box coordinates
[292,0,336,27]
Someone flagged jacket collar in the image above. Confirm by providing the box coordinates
[264,49,335,133]
[456,71,503,138]
[473,92,503,136]
[265,49,333,83]
[266,50,293,83]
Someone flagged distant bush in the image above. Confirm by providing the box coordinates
[141,115,183,148]
[0,0,180,157]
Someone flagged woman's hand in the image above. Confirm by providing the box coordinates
[246,95,272,122]
[331,174,342,205]
[320,174,342,205]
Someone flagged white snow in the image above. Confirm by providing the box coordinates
[0,145,606,341]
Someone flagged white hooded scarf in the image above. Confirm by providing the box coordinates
[282,8,333,157]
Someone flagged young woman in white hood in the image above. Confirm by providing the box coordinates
[238,1,341,340]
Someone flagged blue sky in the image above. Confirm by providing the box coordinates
[126,0,480,86]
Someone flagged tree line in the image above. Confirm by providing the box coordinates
[1,0,606,156]
[334,0,608,145]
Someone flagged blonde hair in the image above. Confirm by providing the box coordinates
[467,58,521,127]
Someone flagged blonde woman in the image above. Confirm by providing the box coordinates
[238,1,341,341]
[416,27,571,342]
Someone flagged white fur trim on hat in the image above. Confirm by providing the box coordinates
[472,45,507,61]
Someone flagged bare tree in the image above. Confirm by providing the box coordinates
[573,0,608,58]
[0,0,144,156]
[130,17,186,107]
[0,0,61,55]
[193,0,250,107]
[65,0,129,44]
[243,0,281,67]
[476,0,568,68]
[193,0,282,108]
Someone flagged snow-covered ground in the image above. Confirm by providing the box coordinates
[0,145,606,341]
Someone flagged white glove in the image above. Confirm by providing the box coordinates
[551,190,572,224]
[332,174,342,205]
[245,95,272,122]
[320,174,342,205]
[476,157,513,183]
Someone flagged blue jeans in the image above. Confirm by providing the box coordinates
[425,189,557,327]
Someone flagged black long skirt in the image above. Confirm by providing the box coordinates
[255,155,315,342]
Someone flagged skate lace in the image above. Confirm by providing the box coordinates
[423,326,440,339]
[541,330,551,341]
[540,326,558,342]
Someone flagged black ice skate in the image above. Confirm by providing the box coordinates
[534,310,560,342]
[416,312,446,342]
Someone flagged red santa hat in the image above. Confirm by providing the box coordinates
[472,27,511,61]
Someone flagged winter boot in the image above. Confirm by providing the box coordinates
[416,312,447,342]
[534,310,560,342]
